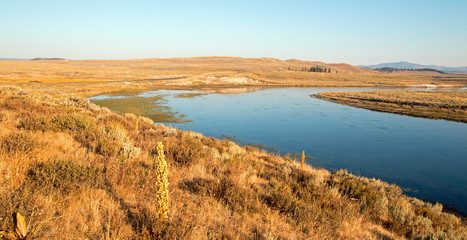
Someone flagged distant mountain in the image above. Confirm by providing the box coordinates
[0,58,30,61]
[359,61,467,74]
[31,57,66,61]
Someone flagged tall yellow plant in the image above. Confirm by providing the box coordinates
[134,119,139,135]
[301,150,305,169]
[155,142,169,221]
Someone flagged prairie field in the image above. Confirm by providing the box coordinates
[314,91,467,123]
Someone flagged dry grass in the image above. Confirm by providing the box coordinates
[0,86,466,239]
[314,90,467,123]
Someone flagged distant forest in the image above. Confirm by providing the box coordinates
[289,66,332,73]
[31,58,66,61]
[370,67,445,74]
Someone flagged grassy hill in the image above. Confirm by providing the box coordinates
[0,86,465,239]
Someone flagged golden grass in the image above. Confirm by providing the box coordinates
[314,90,467,123]
[0,86,466,239]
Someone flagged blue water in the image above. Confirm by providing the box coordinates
[90,87,467,213]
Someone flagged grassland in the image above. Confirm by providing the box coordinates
[1,57,467,239]
[313,91,467,123]
[0,86,466,239]
[1,58,467,98]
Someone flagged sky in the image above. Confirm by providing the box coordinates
[1,0,467,66]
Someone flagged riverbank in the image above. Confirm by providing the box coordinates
[313,91,467,123]
[1,86,466,239]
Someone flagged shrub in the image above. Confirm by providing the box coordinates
[413,215,433,237]
[19,114,94,133]
[388,198,415,234]
[182,177,258,213]
[67,97,95,110]
[288,169,318,201]
[165,136,205,166]
[103,124,128,144]
[1,132,38,153]
[120,142,141,160]
[3,98,51,115]
[51,114,94,132]
[27,161,104,193]
[216,178,257,213]
[19,116,51,131]
[328,171,391,217]
[96,135,121,157]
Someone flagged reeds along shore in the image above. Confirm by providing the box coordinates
[0,86,466,239]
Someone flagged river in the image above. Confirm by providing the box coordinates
[89,87,467,213]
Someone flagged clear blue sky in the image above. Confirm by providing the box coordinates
[1,0,466,66]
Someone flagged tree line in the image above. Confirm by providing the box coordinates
[31,58,66,61]
[288,66,332,73]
